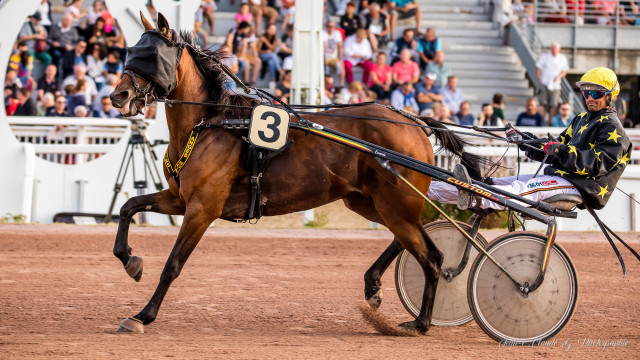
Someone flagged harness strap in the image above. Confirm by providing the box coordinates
[585,205,626,276]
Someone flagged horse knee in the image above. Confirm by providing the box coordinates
[120,198,140,218]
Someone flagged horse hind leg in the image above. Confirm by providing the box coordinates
[343,194,400,309]
[113,190,184,282]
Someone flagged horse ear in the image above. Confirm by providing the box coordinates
[157,13,171,39]
[140,11,154,31]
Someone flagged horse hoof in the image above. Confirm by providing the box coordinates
[398,320,427,334]
[117,317,144,333]
[124,256,143,282]
[366,289,382,309]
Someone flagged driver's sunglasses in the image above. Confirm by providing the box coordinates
[582,90,606,100]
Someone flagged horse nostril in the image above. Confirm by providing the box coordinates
[110,91,129,105]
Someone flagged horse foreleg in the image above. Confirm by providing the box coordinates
[364,239,403,309]
[117,203,214,333]
[113,190,185,281]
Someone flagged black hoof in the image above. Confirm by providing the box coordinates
[398,320,428,334]
[366,288,382,309]
[124,256,143,282]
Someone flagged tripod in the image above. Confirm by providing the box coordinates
[105,120,173,224]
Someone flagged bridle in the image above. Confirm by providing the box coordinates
[123,69,157,106]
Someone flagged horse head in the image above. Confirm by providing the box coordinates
[111,12,184,117]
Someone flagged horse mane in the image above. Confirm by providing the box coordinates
[177,30,258,119]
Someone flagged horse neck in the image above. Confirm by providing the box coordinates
[165,51,209,150]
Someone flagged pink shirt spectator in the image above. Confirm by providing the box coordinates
[391,60,420,84]
[235,12,253,24]
[371,63,391,84]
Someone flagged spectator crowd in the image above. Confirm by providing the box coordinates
[4,0,640,129]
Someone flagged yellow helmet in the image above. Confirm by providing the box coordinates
[575,67,619,99]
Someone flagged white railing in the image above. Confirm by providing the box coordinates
[9,117,129,165]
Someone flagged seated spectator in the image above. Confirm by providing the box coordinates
[516,98,545,126]
[430,101,442,119]
[274,70,292,104]
[391,81,419,113]
[594,0,616,25]
[226,22,262,85]
[369,52,392,103]
[454,101,475,126]
[418,27,441,69]
[235,3,254,28]
[440,75,464,113]
[65,81,87,115]
[62,64,97,105]
[4,68,22,101]
[492,93,505,122]
[38,92,56,116]
[323,20,345,87]
[86,0,106,28]
[66,0,87,29]
[364,2,390,53]
[45,95,70,117]
[104,50,123,78]
[343,29,373,85]
[280,0,296,33]
[389,0,421,41]
[18,12,51,68]
[36,0,52,32]
[37,64,62,101]
[415,72,442,115]
[438,103,455,124]
[340,2,361,38]
[93,74,117,109]
[246,0,278,33]
[49,13,79,68]
[9,42,35,90]
[61,40,88,80]
[478,103,506,126]
[391,48,420,86]
[87,16,116,47]
[566,0,585,24]
[92,95,120,118]
[278,24,294,62]
[390,28,419,64]
[13,88,37,116]
[74,105,88,117]
[323,73,336,104]
[541,0,568,23]
[258,24,282,86]
[198,0,216,35]
[341,81,365,104]
[87,43,107,90]
[619,1,640,26]
[425,50,450,88]
[552,102,572,127]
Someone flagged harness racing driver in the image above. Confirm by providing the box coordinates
[428,67,633,211]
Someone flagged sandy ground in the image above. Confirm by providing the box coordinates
[0,224,639,359]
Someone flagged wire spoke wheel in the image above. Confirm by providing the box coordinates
[467,232,578,345]
[395,220,488,326]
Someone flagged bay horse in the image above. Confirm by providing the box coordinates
[109,12,485,334]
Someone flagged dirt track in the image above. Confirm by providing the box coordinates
[0,225,639,359]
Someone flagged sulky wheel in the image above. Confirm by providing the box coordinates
[467,232,578,345]
[395,220,488,326]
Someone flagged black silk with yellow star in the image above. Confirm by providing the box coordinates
[525,108,632,209]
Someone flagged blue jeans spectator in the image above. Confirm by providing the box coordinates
[258,52,281,81]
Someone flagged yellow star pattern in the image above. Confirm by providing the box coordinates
[554,169,568,177]
[579,112,587,118]
[540,143,545,150]
[568,145,577,156]
[607,129,622,143]
[617,153,630,166]
[589,142,595,150]
[593,149,601,162]
[566,124,573,137]
[575,167,589,176]
[578,124,588,135]
[587,176,596,180]
[597,185,609,198]
[560,136,565,144]
[597,115,609,123]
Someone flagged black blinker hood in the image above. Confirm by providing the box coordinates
[124,30,184,97]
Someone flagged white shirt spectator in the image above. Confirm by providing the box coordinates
[36,1,51,26]
[536,51,569,91]
[322,29,343,60]
[62,75,98,105]
[343,34,372,65]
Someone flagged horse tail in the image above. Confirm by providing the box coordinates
[419,117,491,181]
